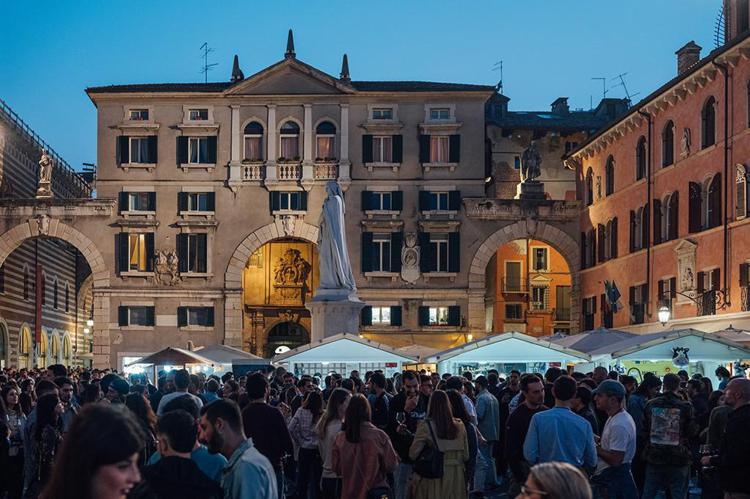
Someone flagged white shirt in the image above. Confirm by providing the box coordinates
[596,409,636,474]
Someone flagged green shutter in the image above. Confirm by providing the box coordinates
[418,191,430,212]
[361,306,373,326]
[362,135,373,163]
[300,191,308,211]
[147,136,158,163]
[361,232,373,273]
[361,190,373,211]
[145,233,154,272]
[390,306,402,327]
[419,135,430,163]
[207,136,218,163]
[119,192,128,213]
[418,306,430,326]
[419,232,433,273]
[196,234,207,273]
[270,192,280,212]
[147,192,157,211]
[449,191,461,211]
[177,192,188,212]
[117,233,129,273]
[205,307,215,327]
[390,232,403,273]
[177,307,187,327]
[392,191,403,211]
[118,306,128,326]
[146,307,155,326]
[392,135,403,163]
[449,134,460,163]
[176,137,188,165]
[206,192,215,212]
[448,306,461,326]
[448,232,460,273]
[177,234,189,273]
[118,136,129,164]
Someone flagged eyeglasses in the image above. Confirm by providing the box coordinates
[520,485,548,496]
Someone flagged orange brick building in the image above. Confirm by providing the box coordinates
[568,2,750,334]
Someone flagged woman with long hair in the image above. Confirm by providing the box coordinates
[409,389,469,499]
[27,393,64,496]
[40,403,146,499]
[124,393,158,467]
[289,390,324,499]
[516,462,592,499]
[222,379,240,402]
[316,388,350,499]
[446,388,478,491]
[19,378,35,415]
[332,393,398,499]
[2,385,27,499]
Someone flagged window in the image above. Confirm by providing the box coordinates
[372,108,393,120]
[505,304,523,320]
[186,192,213,212]
[630,206,649,252]
[113,232,153,274]
[430,236,449,272]
[581,229,597,269]
[431,192,449,211]
[129,109,149,120]
[702,97,716,149]
[585,168,594,206]
[600,294,613,328]
[582,296,596,331]
[531,247,549,272]
[658,277,676,311]
[188,137,211,164]
[128,234,150,271]
[635,136,647,181]
[280,192,302,211]
[279,121,300,160]
[655,192,679,243]
[504,261,522,292]
[418,305,459,326]
[429,136,450,163]
[243,121,264,161]
[129,137,151,163]
[315,121,336,160]
[605,156,615,195]
[662,121,674,167]
[419,232,459,273]
[737,164,747,219]
[372,136,393,163]
[629,284,648,324]
[688,177,721,233]
[189,108,209,121]
[178,306,215,327]
[126,192,155,212]
[429,306,450,325]
[362,191,402,212]
[177,233,208,274]
[374,192,392,211]
[371,307,391,325]
[429,108,451,120]
[372,234,392,272]
[530,286,549,311]
[118,306,155,327]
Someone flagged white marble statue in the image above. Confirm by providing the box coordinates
[317,181,357,291]
[39,149,53,183]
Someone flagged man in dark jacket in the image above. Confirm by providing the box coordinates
[572,385,599,435]
[134,410,222,499]
[702,378,750,497]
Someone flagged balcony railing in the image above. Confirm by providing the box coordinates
[242,164,264,181]
[314,162,338,180]
[277,163,301,181]
[698,290,718,316]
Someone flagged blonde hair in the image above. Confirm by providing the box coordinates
[529,462,592,499]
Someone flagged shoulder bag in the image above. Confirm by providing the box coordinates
[412,420,444,479]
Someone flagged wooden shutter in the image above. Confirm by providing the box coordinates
[177,234,189,273]
[362,135,373,164]
[145,233,154,272]
[419,135,430,163]
[392,135,403,163]
[697,271,705,294]
[711,268,720,291]
[145,307,155,326]
[207,136,218,163]
[205,307,214,327]
[300,191,308,211]
[629,286,636,313]
[118,136,129,164]
[448,306,461,326]
[390,306,402,327]
[642,205,650,248]
[669,192,679,240]
[448,232,460,273]
[588,230,596,266]
[176,137,188,165]
[205,192,215,212]
[390,232,403,273]
[361,232,373,273]
[653,198,662,245]
[147,192,157,211]
[611,218,618,258]
[361,306,373,326]
[119,192,128,213]
[580,232,587,269]
[709,174,722,228]
[419,232,433,273]
[670,277,677,299]
[178,192,188,212]
[629,210,636,252]
[177,307,187,327]
[449,135,461,163]
[117,233,129,273]
[449,191,461,211]
[147,136,158,163]
[689,182,702,233]
[118,306,128,326]
[269,192,280,212]
[196,234,207,273]
[418,191,430,212]
[361,191,373,211]
[392,191,403,211]
[597,224,606,263]
[418,306,430,326]
[740,263,750,287]
[658,280,665,302]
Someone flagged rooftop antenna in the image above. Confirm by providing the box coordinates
[491,60,503,93]
[199,42,218,83]
[591,77,607,100]
[714,7,726,48]
[611,72,639,104]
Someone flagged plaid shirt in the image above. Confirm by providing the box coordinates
[288,407,319,449]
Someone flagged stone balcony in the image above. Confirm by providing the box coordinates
[463,198,579,222]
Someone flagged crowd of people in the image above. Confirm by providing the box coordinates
[0,362,748,499]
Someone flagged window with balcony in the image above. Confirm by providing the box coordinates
[243,121,264,161]
[178,306,214,327]
[315,121,336,160]
[177,233,207,274]
[658,277,676,312]
[697,268,720,316]
[118,306,155,327]
[279,121,300,161]
[530,285,549,311]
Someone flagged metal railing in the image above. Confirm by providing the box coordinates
[698,290,718,316]
[0,98,92,198]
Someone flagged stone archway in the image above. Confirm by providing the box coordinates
[467,220,581,335]
[0,219,111,367]
[224,220,319,347]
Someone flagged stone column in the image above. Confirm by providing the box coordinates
[339,104,351,188]
[302,104,314,183]
[92,293,111,369]
[266,105,278,183]
[224,290,243,348]
[228,105,242,185]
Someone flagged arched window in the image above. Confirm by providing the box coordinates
[18,326,31,369]
[585,168,594,206]
[635,136,647,180]
[50,334,59,363]
[737,164,747,219]
[705,173,722,229]
[702,97,716,149]
[657,192,680,243]
[605,156,615,195]
[62,335,71,364]
[662,121,674,167]
[243,121,264,161]
[315,121,336,160]
[279,121,300,161]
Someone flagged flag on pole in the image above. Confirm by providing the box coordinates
[604,280,623,313]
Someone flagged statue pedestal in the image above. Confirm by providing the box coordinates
[518,180,545,200]
[36,181,52,199]
[306,289,365,342]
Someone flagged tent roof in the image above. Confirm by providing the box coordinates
[587,328,750,361]
[711,326,750,344]
[550,327,638,353]
[193,344,266,364]
[426,332,591,364]
[127,347,214,366]
[273,333,418,363]
[397,345,440,361]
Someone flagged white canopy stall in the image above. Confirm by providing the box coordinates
[193,344,269,375]
[273,333,417,377]
[426,332,591,376]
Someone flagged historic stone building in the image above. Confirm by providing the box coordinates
[567,3,750,334]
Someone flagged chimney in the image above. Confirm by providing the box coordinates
[551,97,569,115]
[675,41,701,75]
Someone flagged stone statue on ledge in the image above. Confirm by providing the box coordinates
[518,142,545,200]
[317,180,357,294]
[36,149,53,199]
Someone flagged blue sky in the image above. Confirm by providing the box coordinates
[1,1,720,171]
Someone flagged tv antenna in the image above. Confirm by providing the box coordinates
[491,60,503,93]
[714,7,726,48]
[199,42,218,83]
[591,77,607,100]
[611,72,639,103]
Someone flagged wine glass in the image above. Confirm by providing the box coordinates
[396,412,406,425]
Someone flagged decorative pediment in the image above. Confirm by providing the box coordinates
[225,59,355,96]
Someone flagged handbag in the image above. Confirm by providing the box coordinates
[412,420,444,479]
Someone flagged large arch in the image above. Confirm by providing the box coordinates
[0,218,111,367]
[224,220,319,347]
[467,219,581,335]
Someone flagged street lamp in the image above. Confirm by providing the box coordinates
[86,319,94,327]
[83,327,90,334]
[658,305,671,326]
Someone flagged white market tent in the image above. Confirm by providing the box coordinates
[711,325,750,345]
[273,333,418,374]
[397,345,440,364]
[193,344,267,373]
[426,332,591,374]
[549,327,637,354]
